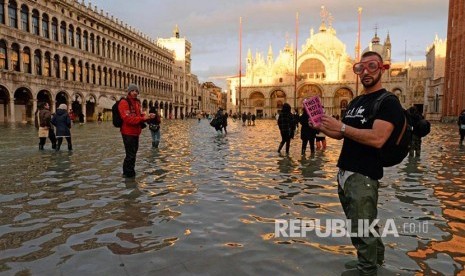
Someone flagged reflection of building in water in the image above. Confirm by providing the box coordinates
[227,6,436,119]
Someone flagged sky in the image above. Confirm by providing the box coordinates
[90,0,448,90]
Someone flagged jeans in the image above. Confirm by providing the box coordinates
[122,134,139,177]
[338,171,385,276]
[150,129,161,144]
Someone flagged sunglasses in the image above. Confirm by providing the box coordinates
[353,60,384,75]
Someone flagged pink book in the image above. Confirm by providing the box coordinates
[303,96,324,127]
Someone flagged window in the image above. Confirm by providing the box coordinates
[0,0,5,24]
[20,4,27,31]
[68,24,74,47]
[42,14,49,38]
[53,55,59,78]
[69,59,75,81]
[22,47,31,73]
[76,28,81,49]
[0,40,7,69]
[83,31,88,51]
[61,57,68,80]
[97,37,101,55]
[44,52,50,76]
[84,63,89,83]
[60,21,66,44]
[77,61,82,82]
[11,44,20,71]
[8,0,17,28]
[34,50,41,75]
[51,18,58,41]
[90,33,94,53]
[32,9,39,35]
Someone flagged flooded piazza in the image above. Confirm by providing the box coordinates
[0,119,464,276]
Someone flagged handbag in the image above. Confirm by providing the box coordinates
[149,124,160,132]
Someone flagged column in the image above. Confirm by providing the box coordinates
[28,10,32,33]
[3,2,8,26]
[9,99,15,123]
[81,102,86,122]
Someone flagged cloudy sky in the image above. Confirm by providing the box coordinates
[90,0,448,89]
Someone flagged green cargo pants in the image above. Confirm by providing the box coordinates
[338,171,385,276]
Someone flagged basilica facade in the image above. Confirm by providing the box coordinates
[227,8,429,119]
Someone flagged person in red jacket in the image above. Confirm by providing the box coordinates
[118,83,155,178]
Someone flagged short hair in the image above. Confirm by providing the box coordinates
[361,51,383,63]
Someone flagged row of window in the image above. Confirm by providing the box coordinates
[0,40,173,95]
[0,0,173,77]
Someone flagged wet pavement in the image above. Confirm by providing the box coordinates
[0,119,464,275]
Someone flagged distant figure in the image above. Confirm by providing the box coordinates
[148,107,162,148]
[407,106,423,157]
[35,102,56,150]
[277,103,293,155]
[242,112,247,126]
[222,112,228,135]
[458,109,465,145]
[78,113,85,125]
[213,108,224,135]
[299,111,317,155]
[97,112,103,124]
[51,104,72,151]
[197,112,202,123]
[251,114,256,125]
[315,130,327,150]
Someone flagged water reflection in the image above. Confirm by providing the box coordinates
[0,121,464,275]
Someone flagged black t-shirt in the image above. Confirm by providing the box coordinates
[337,89,404,180]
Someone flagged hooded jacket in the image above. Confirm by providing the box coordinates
[51,109,71,137]
[118,97,145,136]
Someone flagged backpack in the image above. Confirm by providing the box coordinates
[112,99,124,127]
[413,118,431,137]
[369,91,413,167]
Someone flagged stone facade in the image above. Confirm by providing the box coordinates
[443,0,465,118]
[0,0,183,123]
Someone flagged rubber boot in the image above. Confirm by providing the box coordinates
[39,144,44,150]
[285,143,290,155]
[52,142,57,150]
[68,144,73,151]
[301,148,306,155]
[153,141,159,148]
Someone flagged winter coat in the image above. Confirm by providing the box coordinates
[51,109,71,137]
[118,97,145,136]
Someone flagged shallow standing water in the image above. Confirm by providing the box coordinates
[0,119,464,276]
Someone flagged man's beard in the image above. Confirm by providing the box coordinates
[361,71,382,88]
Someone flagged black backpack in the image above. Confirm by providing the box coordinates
[112,98,126,128]
[413,118,431,137]
[369,91,413,167]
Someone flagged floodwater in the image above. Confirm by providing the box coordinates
[0,119,464,276]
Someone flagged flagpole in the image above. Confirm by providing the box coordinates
[355,7,362,96]
[294,12,299,110]
[239,17,242,115]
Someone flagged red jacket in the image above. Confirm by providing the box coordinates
[118,97,145,136]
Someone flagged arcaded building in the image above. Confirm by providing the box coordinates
[227,7,429,118]
[0,0,175,123]
[443,0,465,117]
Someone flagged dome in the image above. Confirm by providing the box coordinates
[303,27,346,56]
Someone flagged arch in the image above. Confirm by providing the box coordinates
[56,91,69,107]
[298,58,326,80]
[297,84,323,107]
[333,87,354,118]
[34,49,42,75]
[85,94,97,121]
[0,85,11,123]
[11,43,20,71]
[37,89,52,106]
[249,91,265,108]
[14,87,33,122]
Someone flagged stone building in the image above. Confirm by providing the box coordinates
[0,0,177,123]
[227,7,428,118]
[443,0,465,118]
[424,35,447,121]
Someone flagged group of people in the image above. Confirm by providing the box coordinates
[35,102,72,151]
[277,105,327,155]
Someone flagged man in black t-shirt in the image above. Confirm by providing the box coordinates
[316,51,404,276]
[458,109,465,145]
